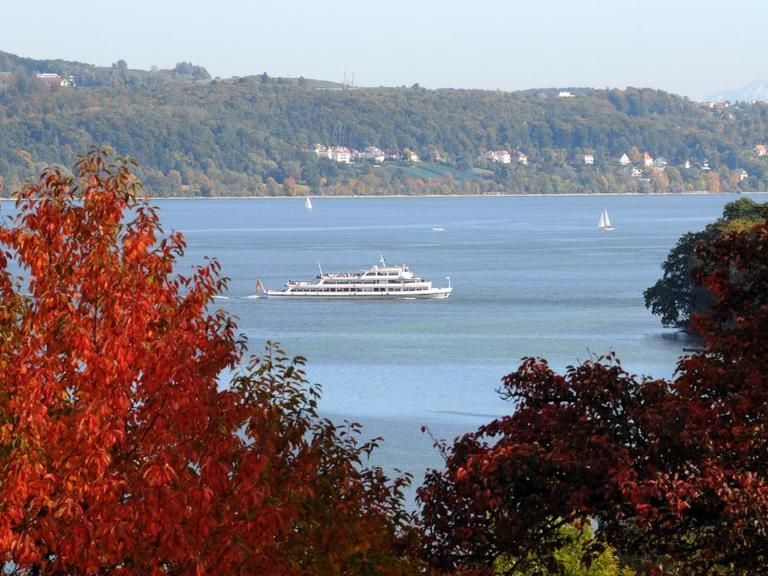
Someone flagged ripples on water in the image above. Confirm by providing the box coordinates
[150,194,764,492]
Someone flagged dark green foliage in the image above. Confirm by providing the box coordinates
[172,61,211,80]
[644,198,768,328]
[643,232,710,328]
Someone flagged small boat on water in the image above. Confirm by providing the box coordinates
[598,208,614,231]
[304,197,313,211]
[260,257,452,299]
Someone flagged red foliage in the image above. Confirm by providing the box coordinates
[418,218,768,574]
[0,150,419,575]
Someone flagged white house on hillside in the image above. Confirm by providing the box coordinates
[619,153,630,166]
[313,144,332,160]
[36,73,74,87]
[487,150,511,164]
[583,154,595,165]
[331,147,352,163]
[314,144,355,163]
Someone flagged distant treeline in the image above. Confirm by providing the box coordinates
[2,50,768,197]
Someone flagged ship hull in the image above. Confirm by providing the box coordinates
[265,288,452,300]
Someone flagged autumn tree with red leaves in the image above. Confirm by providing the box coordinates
[418,214,768,574]
[0,150,419,575]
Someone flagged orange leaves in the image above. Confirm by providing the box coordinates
[122,225,156,263]
[0,151,417,575]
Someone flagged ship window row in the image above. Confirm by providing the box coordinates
[323,281,425,286]
[290,286,426,293]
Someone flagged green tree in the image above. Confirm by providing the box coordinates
[172,61,211,80]
[645,197,767,328]
[643,231,708,328]
[495,522,634,576]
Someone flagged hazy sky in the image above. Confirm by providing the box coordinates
[5,0,765,100]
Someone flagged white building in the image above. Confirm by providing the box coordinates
[314,144,354,163]
[331,146,352,163]
[619,153,631,166]
[487,150,511,164]
[313,144,332,160]
[583,154,595,165]
[36,73,73,87]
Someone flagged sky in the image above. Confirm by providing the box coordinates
[5,0,766,101]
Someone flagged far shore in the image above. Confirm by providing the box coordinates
[142,190,767,201]
[2,191,766,202]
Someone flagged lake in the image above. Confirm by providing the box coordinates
[153,193,764,496]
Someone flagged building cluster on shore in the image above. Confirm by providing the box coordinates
[313,144,405,164]
[315,141,760,183]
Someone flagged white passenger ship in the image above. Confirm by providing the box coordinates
[262,258,452,299]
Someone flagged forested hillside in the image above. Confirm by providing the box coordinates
[2,50,768,197]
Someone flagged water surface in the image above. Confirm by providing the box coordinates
[155,193,762,492]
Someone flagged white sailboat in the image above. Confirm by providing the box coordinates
[598,208,614,231]
[304,197,313,211]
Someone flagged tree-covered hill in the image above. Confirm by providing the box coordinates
[2,50,768,197]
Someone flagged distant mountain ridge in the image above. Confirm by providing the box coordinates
[2,50,768,197]
[707,80,768,103]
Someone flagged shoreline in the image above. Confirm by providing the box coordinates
[3,191,765,202]
[142,190,767,201]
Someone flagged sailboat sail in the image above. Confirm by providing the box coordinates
[598,208,614,230]
[304,197,313,211]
